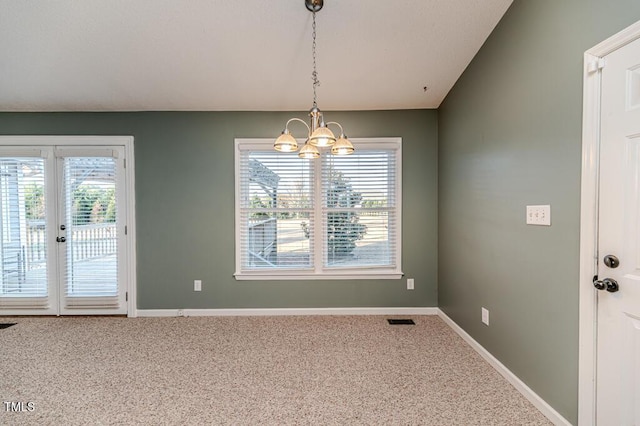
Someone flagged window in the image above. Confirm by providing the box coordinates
[234,138,402,280]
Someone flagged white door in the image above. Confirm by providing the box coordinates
[0,145,128,315]
[596,35,640,424]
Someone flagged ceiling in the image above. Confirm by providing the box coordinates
[0,0,513,112]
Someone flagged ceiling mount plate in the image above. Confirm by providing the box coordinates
[305,0,323,12]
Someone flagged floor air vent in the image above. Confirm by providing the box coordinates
[387,319,415,325]
[0,323,17,329]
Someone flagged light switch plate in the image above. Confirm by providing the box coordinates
[526,205,551,226]
[482,307,489,326]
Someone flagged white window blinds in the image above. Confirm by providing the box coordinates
[63,156,119,308]
[322,149,397,269]
[235,138,402,279]
[0,157,49,308]
[238,151,314,270]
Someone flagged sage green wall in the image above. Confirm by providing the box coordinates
[0,109,437,309]
[438,1,640,423]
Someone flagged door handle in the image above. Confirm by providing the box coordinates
[56,236,66,243]
[603,278,619,293]
[593,276,619,293]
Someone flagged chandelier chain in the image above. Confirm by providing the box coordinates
[311,9,320,107]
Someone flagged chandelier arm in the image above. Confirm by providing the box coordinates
[286,117,312,136]
[324,121,345,135]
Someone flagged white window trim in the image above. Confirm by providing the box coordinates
[234,137,402,280]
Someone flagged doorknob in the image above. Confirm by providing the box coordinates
[56,236,66,243]
[603,278,619,293]
[593,276,619,292]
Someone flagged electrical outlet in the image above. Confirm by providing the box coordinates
[407,278,414,290]
[526,205,551,226]
[194,280,202,291]
[482,307,489,326]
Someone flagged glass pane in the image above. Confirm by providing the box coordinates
[245,212,312,269]
[64,157,118,297]
[326,211,393,268]
[241,150,314,270]
[323,150,394,208]
[0,158,48,297]
[323,149,397,269]
[246,152,313,210]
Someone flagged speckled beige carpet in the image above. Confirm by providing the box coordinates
[0,315,551,425]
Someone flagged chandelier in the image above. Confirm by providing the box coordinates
[273,0,354,159]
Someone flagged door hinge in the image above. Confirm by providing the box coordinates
[125,225,127,235]
[126,292,128,302]
[588,58,606,73]
[123,158,126,168]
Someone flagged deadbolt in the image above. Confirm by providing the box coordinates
[603,255,620,269]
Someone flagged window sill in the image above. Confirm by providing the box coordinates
[234,271,403,281]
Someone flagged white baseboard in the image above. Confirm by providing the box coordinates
[437,309,572,426]
[135,307,438,317]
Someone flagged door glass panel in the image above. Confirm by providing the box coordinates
[63,157,118,299]
[0,157,48,298]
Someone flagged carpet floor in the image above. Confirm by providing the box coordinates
[0,315,552,425]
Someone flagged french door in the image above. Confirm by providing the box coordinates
[0,143,129,315]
